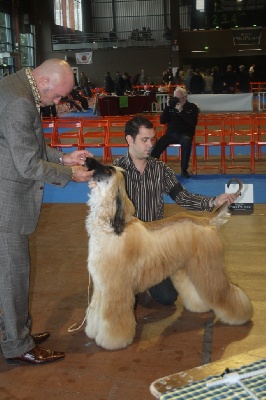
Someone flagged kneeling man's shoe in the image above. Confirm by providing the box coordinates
[181,169,190,178]
[5,346,65,365]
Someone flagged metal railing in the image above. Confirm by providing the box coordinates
[52,31,171,51]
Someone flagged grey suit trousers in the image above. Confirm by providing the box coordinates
[0,233,35,358]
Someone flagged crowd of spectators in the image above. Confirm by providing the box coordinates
[54,63,265,103]
[179,64,263,94]
[129,27,152,41]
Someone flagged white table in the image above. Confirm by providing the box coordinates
[187,93,253,112]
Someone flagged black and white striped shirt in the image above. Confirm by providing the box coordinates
[113,152,213,222]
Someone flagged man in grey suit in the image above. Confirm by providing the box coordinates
[0,59,93,365]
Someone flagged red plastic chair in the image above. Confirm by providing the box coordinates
[41,117,56,147]
[79,119,109,162]
[254,115,266,160]
[152,120,171,163]
[51,118,82,149]
[223,115,255,173]
[104,117,131,163]
[192,116,226,174]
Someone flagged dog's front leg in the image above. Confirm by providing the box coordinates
[85,287,101,340]
[95,288,136,350]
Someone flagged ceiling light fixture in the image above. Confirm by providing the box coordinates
[238,48,262,52]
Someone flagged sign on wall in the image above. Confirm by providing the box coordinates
[75,52,93,64]
[232,28,262,46]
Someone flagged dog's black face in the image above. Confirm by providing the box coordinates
[86,157,115,182]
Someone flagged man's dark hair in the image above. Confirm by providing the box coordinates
[125,116,153,140]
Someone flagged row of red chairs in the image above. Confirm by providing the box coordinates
[197,114,266,174]
[42,114,266,174]
[42,116,135,164]
[42,114,168,164]
[156,114,266,174]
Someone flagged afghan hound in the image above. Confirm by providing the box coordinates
[84,158,253,350]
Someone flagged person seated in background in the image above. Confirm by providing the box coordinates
[61,88,89,113]
[104,71,115,95]
[109,28,117,42]
[40,104,57,118]
[146,27,152,39]
[163,26,172,40]
[141,27,150,40]
[141,27,147,39]
[70,87,89,110]
[151,86,199,178]
[129,28,142,41]
[61,97,85,112]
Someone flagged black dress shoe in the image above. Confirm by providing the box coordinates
[5,346,65,365]
[31,332,50,345]
[32,332,50,345]
[181,169,190,178]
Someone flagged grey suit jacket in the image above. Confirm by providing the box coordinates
[0,69,72,235]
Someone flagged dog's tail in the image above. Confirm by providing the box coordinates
[209,179,243,229]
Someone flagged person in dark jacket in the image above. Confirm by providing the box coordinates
[238,65,251,93]
[73,68,79,87]
[211,66,224,94]
[132,73,140,85]
[40,104,57,117]
[104,71,115,94]
[163,67,174,85]
[190,69,204,94]
[151,86,199,178]
[223,64,237,94]
[79,71,92,97]
[70,87,89,109]
[183,69,193,93]
[115,72,133,95]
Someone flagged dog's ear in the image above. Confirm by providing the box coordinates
[110,171,135,235]
[85,157,99,171]
[111,188,126,235]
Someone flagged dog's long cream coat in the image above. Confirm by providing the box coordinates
[85,159,253,350]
